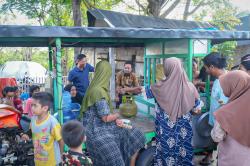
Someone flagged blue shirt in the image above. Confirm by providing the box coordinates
[209,79,228,126]
[20,92,29,101]
[68,64,94,97]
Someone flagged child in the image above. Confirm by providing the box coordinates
[1,86,15,106]
[22,92,64,166]
[61,120,92,166]
[12,86,24,113]
[23,85,40,117]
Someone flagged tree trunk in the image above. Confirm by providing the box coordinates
[147,0,162,17]
[63,48,69,76]
[24,48,32,61]
[72,0,82,60]
[160,0,181,18]
[183,0,191,20]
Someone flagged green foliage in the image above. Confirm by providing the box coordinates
[31,49,49,68]
[0,0,122,70]
[211,4,240,68]
[0,0,242,70]
[0,48,48,68]
[44,1,74,26]
[212,41,238,69]
[0,0,123,26]
[194,0,241,68]
[211,6,241,30]
[0,48,23,65]
[0,0,49,25]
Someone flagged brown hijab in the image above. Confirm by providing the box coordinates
[151,57,198,122]
[214,70,250,147]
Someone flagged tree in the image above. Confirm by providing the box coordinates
[125,0,241,66]
[0,0,122,72]
[72,0,82,57]
[193,1,241,68]
[0,0,49,25]
[130,0,233,20]
[72,0,82,26]
[0,48,48,68]
[0,0,73,74]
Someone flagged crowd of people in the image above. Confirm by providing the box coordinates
[1,52,250,166]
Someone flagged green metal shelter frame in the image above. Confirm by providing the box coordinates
[135,39,212,116]
[1,25,250,128]
[143,39,211,84]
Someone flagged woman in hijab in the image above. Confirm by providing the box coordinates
[64,84,83,105]
[81,61,145,166]
[145,57,200,166]
[211,70,250,166]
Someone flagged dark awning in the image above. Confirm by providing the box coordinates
[0,25,250,47]
[87,9,214,29]
[235,14,250,46]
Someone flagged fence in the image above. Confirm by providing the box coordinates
[16,76,68,93]
[16,76,45,93]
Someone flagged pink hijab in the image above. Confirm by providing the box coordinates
[151,57,198,122]
[214,70,250,147]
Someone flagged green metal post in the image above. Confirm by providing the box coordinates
[48,45,55,112]
[147,58,151,85]
[144,48,147,86]
[207,40,211,54]
[206,40,211,92]
[205,40,212,110]
[53,70,58,114]
[55,38,63,124]
[152,58,156,83]
[188,39,193,80]
[48,45,53,72]
[162,41,165,55]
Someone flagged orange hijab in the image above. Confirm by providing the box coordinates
[214,70,250,147]
[151,58,197,122]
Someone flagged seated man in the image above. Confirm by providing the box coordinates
[116,61,142,107]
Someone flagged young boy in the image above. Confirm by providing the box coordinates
[12,86,24,113]
[1,86,15,106]
[61,120,92,166]
[23,85,40,117]
[22,92,64,166]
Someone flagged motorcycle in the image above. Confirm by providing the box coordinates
[0,104,34,166]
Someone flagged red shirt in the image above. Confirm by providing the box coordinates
[13,98,24,113]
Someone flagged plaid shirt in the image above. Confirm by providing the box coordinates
[62,150,92,166]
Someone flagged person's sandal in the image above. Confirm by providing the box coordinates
[199,155,214,165]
